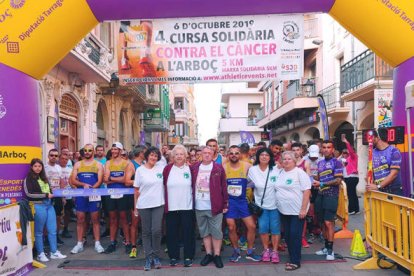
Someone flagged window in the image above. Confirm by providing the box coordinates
[99,22,112,48]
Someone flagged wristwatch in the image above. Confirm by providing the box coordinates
[376,184,381,190]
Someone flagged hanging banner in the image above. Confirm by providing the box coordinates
[0,204,33,276]
[240,131,255,146]
[374,89,393,128]
[317,95,330,140]
[118,14,303,84]
[405,80,414,109]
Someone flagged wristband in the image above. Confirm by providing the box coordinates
[320,182,324,188]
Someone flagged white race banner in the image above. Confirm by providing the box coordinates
[374,89,393,128]
[118,14,303,84]
[0,204,32,276]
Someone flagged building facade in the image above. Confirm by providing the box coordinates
[168,84,199,148]
[218,82,263,148]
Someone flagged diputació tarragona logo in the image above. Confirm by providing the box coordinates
[10,0,25,9]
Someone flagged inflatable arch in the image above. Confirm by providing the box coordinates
[1,0,414,198]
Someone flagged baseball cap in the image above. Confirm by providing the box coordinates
[112,142,124,150]
[308,144,319,158]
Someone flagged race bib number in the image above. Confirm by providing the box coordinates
[110,194,123,199]
[228,185,242,197]
[50,178,60,190]
[89,195,101,202]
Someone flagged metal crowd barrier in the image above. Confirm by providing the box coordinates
[354,191,414,274]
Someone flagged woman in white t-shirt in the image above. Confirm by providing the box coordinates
[247,147,281,264]
[162,144,194,267]
[275,151,311,271]
[133,147,165,271]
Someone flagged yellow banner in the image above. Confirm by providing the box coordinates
[0,0,98,79]
[330,0,414,67]
[0,146,42,164]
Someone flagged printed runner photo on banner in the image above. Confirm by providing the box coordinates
[0,204,33,276]
[118,14,304,84]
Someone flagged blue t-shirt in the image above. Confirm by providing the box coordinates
[318,157,343,196]
[214,154,223,165]
[373,146,402,194]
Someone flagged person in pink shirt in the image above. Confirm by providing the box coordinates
[341,135,359,214]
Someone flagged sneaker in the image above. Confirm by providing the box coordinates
[129,247,137,258]
[270,250,280,263]
[125,243,132,255]
[144,256,152,271]
[184,258,193,267]
[229,250,241,262]
[61,229,72,238]
[169,258,178,266]
[261,249,271,262]
[153,257,162,269]
[246,250,261,262]
[307,233,315,244]
[213,255,224,268]
[302,238,310,248]
[71,243,84,254]
[238,240,248,251]
[200,254,213,266]
[95,242,105,254]
[104,243,116,254]
[315,247,328,255]
[100,229,110,238]
[326,249,335,261]
[50,250,67,259]
[348,211,356,215]
[37,252,49,262]
[222,238,231,246]
[57,237,64,245]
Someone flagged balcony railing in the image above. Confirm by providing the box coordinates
[319,83,344,110]
[257,107,265,121]
[304,18,319,39]
[247,118,258,126]
[340,49,393,93]
[286,77,317,102]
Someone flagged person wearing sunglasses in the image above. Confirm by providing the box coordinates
[44,148,65,246]
[70,144,105,254]
[104,142,135,255]
[225,145,260,263]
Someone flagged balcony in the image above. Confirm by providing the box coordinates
[285,77,317,104]
[341,50,393,101]
[219,117,262,133]
[60,33,113,83]
[319,83,349,115]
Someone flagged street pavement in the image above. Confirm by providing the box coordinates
[31,197,406,275]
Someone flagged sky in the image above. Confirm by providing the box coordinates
[194,82,248,145]
[194,83,222,145]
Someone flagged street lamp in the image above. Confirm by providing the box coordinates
[302,78,315,96]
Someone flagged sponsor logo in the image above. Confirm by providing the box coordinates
[156,173,162,179]
[270,176,276,182]
[283,21,300,43]
[285,178,293,185]
[0,95,6,119]
[184,172,189,179]
[10,0,25,9]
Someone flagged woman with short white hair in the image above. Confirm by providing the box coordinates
[275,151,311,271]
[163,144,195,267]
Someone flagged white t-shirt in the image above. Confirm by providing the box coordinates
[195,163,213,210]
[44,163,62,191]
[60,165,73,199]
[167,165,193,211]
[134,164,165,209]
[248,166,281,210]
[275,167,311,215]
[157,156,167,167]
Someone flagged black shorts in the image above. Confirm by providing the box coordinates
[107,195,134,212]
[53,197,63,216]
[64,199,75,211]
[310,188,319,203]
[315,195,338,222]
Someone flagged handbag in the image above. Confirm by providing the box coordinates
[248,168,270,217]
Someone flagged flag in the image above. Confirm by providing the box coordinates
[54,104,59,149]
[140,130,146,145]
[240,131,255,145]
[317,95,330,140]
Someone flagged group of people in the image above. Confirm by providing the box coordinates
[23,128,403,271]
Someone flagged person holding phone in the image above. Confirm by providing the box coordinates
[341,135,360,215]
